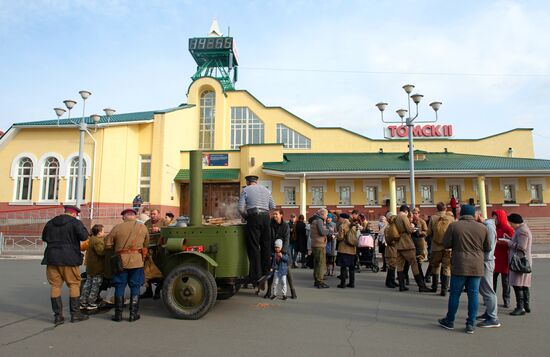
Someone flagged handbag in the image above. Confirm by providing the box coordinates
[110,222,137,275]
[509,252,532,274]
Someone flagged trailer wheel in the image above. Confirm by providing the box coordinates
[162,264,217,320]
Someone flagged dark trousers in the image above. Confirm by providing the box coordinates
[246,212,272,282]
[493,272,511,305]
[112,268,144,297]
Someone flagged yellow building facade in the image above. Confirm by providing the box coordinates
[1,29,550,242]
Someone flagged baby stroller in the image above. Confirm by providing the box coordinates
[355,230,379,273]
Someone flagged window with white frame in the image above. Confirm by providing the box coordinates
[284,186,296,205]
[41,157,60,201]
[199,91,215,150]
[365,186,378,205]
[276,124,311,149]
[421,185,434,204]
[139,155,151,202]
[396,185,406,205]
[449,185,461,202]
[67,157,87,201]
[230,107,264,149]
[530,184,543,203]
[311,186,324,205]
[503,184,515,204]
[15,157,33,201]
[338,186,351,205]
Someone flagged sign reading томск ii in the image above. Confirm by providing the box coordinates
[384,124,454,139]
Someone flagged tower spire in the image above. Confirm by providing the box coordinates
[208,19,223,37]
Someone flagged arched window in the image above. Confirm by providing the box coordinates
[15,157,33,201]
[41,157,60,201]
[230,107,264,149]
[199,91,215,149]
[67,157,86,201]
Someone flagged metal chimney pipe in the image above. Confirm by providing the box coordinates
[189,150,203,226]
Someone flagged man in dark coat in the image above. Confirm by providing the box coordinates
[41,205,89,325]
[438,205,490,334]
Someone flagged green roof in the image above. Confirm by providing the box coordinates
[262,152,550,173]
[13,105,194,127]
[174,169,241,181]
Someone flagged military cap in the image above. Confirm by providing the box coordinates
[63,205,81,214]
[120,208,137,216]
[245,175,259,182]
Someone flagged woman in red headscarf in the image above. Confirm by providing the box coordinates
[492,210,515,308]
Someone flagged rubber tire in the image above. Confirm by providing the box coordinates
[162,264,217,320]
[372,265,380,273]
[216,283,241,300]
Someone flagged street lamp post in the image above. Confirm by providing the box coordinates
[376,84,442,209]
[54,93,115,210]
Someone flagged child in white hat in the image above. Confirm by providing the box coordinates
[270,239,289,300]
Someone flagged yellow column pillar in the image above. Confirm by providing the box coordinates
[478,176,487,219]
[300,174,307,216]
[389,176,397,215]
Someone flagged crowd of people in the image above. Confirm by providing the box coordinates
[41,203,173,325]
[42,184,533,333]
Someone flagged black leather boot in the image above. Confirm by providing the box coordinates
[347,269,355,288]
[523,287,531,313]
[128,295,140,322]
[385,268,397,288]
[69,297,89,323]
[425,265,432,283]
[112,296,124,322]
[153,282,162,300]
[440,275,449,297]
[140,285,153,299]
[403,263,410,285]
[431,274,439,293]
[414,274,431,292]
[337,267,346,288]
[398,272,409,292]
[51,296,64,326]
[510,286,526,316]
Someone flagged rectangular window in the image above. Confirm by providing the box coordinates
[365,186,378,205]
[311,186,324,206]
[276,124,311,149]
[449,185,461,202]
[503,184,515,204]
[284,186,296,205]
[396,186,406,205]
[230,107,264,149]
[421,185,434,204]
[139,155,151,203]
[338,186,351,205]
[530,184,543,203]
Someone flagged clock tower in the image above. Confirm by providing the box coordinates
[188,20,239,91]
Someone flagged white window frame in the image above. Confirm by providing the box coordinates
[139,155,151,203]
[276,124,311,149]
[283,186,296,205]
[280,179,300,206]
[420,185,434,205]
[311,186,324,206]
[66,157,87,202]
[199,90,215,150]
[396,185,407,205]
[14,157,34,202]
[500,178,518,204]
[40,157,61,202]
[526,178,545,204]
[230,107,265,149]
[362,179,381,207]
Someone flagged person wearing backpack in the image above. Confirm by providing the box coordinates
[428,202,455,296]
[336,213,358,288]
[394,205,431,292]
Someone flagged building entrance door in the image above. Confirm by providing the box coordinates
[180,183,241,218]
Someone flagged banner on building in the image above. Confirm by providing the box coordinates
[384,124,454,139]
[202,153,229,166]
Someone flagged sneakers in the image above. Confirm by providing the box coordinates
[477,319,501,328]
[476,313,489,321]
[438,318,454,330]
[86,303,98,311]
[465,325,475,334]
[315,282,330,289]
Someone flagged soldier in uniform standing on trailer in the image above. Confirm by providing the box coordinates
[238,175,276,286]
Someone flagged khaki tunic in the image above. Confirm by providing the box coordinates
[336,219,356,256]
[394,213,415,251]
[86,234,105,276]
[427,211,455,252]
[414,218,428,259]
[105,220,150,270]
[145,218,167,233]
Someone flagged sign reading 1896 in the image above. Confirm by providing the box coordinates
[384,124,454,139]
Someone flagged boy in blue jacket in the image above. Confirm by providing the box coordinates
[270,239,289,300]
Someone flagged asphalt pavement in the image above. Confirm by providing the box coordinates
[0,259,549,357]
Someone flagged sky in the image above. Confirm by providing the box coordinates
[1,0,549,158]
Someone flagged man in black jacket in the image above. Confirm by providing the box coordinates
[41,205,89,325]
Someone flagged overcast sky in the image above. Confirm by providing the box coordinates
[1,0,549,158]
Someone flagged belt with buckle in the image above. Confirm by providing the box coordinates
[247,208,269,215]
